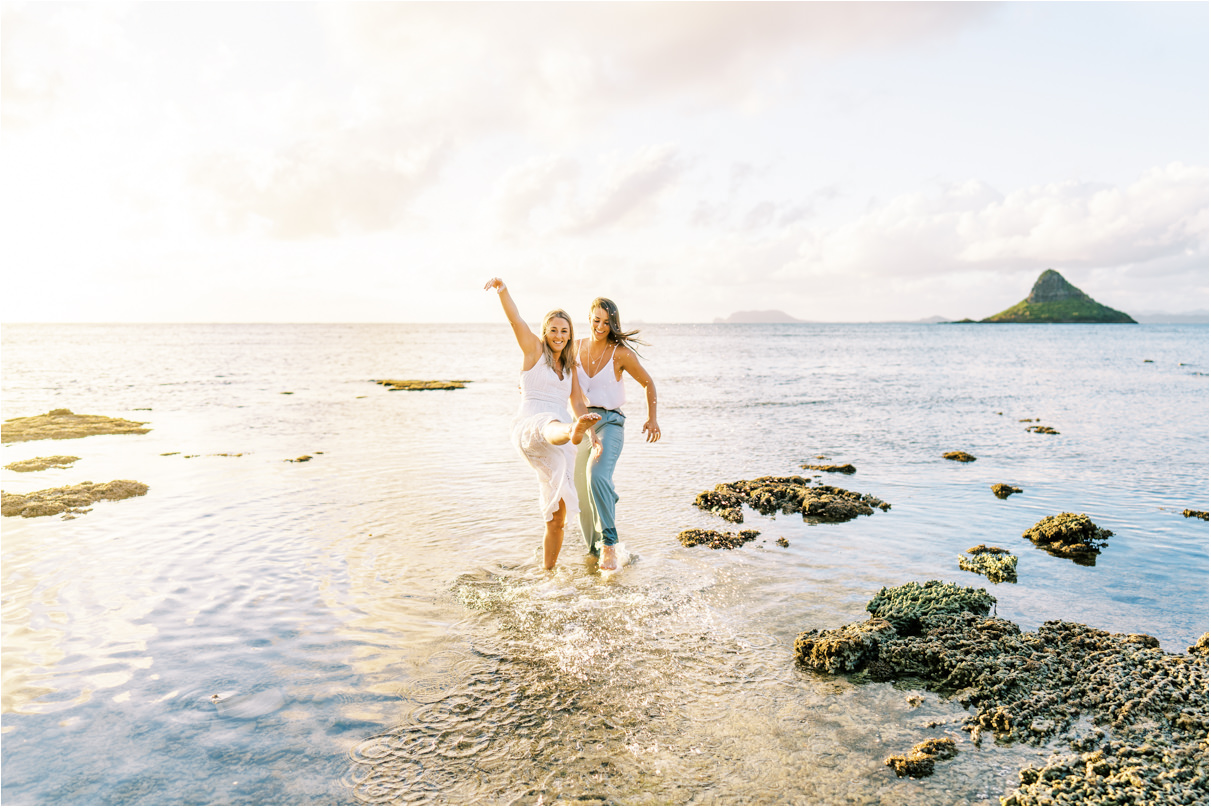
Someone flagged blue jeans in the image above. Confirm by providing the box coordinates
[574,408,625,553]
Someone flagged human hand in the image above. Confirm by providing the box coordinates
[484,277,507,293]
[643,420,661,443]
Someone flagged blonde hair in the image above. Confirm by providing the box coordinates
[541,309,576,375]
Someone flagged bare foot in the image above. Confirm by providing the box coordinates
[599,544,619,571]
[571,413,601,445]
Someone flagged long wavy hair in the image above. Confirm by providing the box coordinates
[541,309,576,376]
[589,297,647,356]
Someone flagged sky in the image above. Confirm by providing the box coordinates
[1,1,1207,324]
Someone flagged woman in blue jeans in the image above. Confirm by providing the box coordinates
[574,297,661,571]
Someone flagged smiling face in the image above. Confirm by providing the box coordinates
[589,307,610,341]
[544,316,571,353]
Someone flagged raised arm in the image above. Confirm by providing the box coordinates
[485,278,543,367]
[618,348,661,442]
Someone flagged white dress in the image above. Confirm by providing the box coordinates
[512,360,579,522]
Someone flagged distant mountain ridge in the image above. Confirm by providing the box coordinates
[977,269,1136,323]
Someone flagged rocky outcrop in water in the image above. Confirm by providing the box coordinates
[958,545,1018,584]
[1,480,149,519]
[992,483,1023,499]
[1026,425,1060,435]
[943,451,976,462]
[676,528,760,549]
[1183,509,1208,521]
[801,463,856,474]
[693,476,889,525]
[4,455,81,472]
[1023,513,1112,564]
[1,409,150,443]
[885,737,958,778]
[372,379,469,391]
[793,582,1209,806]
[794,617,897,674]
[980,270,1137,324]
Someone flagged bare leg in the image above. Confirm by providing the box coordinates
[544,499,567,570]
[542,413,601,446]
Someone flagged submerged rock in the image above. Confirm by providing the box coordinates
[885,737,958,778]
[992,483,1023,499]
[372,379,469,391]
[693,475,890,525]
[1,480,149,519]
[4,455,81,472]
[1182,509,1208,521]
[943,451,976,462]
[1023,513,1112,564]
[775,537,789,548]
[958,546,1019,584]
[1026,425,1060,435]
[801,463,856,474]
[1,409,150,443]
[676,528,760,549]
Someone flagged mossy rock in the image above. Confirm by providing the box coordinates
[2,410,150,443]
[372,379,469,391]
[693,476,889,526]
[676,528,760,549]
[943,451,976,462]
[885,737,957,778]
[1022,513,1111,564]
[991,483,1023,499]
[866,580,995,635]
[794,618,896,674]
[958,549,1019,584]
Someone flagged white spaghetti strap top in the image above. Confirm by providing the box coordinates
[576,340,626,411]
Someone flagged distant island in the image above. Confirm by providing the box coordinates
[713,309,808,324]
[959,269,1137,324]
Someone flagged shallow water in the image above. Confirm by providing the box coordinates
[1,322,1207,805]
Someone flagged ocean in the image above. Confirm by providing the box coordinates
[1,322,1207,805]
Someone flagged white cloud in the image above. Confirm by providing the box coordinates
[788,163,1208,282]
[189,125,451,239]
[493,144,686,238]
[322,2,993,136]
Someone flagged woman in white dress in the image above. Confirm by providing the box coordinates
[485,277,602,570]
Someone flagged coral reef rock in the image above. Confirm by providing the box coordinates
[801,463,856,474]
[1,480,149,519]
[4,455,81,472]
[885,737,958,778]
[794,617,897,674]
[372,379,469,391]
[1023,513,1112,564]
[797,581,1209,806]
[866,580,996,635]
[992,483,1024,499]
[943,451,976,462]
[1182,509,1208,521]
[676,528,760,550]
[2,409,150,443]
[958,546,1019,584]
[693,476,889,525]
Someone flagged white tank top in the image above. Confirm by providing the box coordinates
[576,340,626,411]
